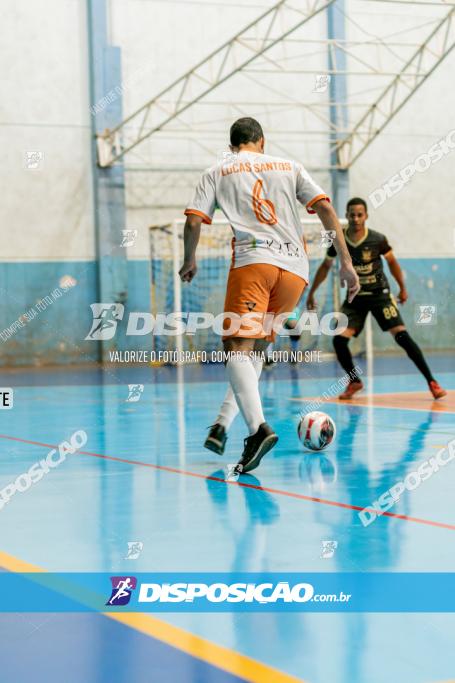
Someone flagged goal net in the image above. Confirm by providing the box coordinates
[149,217,361,360]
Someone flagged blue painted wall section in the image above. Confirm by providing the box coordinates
[0,261,151,366]
[371,257,455,352]
[0,1,154,367]
[0,258,450,366]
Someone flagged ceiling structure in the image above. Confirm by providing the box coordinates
[95,0,455,209]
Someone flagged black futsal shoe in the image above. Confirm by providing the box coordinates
[204,424,227,455]
[234,422,278,474]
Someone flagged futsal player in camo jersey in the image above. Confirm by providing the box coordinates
[179,117,359,472]
[306,197,446,400]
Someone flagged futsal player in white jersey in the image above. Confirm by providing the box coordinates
[180,117,359,473]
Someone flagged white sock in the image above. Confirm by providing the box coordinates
[225,355,265,435]
[216,358,263,430]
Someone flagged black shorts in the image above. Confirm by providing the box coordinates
[341,290,404,337]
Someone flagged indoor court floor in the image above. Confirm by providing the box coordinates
[0,354,454,683]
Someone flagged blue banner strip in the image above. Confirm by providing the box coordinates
[0,573,454,612]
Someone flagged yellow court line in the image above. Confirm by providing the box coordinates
[0,550,306,683]
[107,611,304,683]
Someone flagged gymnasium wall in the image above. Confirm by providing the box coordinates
[347,0,455,351]
[1,0,97,365]
[1,0,454,366]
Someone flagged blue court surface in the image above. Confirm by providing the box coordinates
[1,354,455,683]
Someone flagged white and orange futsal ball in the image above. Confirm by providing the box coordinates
[298,411,336,451]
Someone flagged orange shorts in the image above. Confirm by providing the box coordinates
[222,263,306,341]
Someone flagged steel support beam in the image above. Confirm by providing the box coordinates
[87,0,129,360]
[96,0,336,167]
[336,7,455,167]
[328,0,349,214]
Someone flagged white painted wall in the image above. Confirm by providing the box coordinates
[2,0,94,262]
[347,0,455,257]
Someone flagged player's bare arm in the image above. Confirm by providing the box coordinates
[384,250,408,303]
[306,258,333,310]
[179,213,202,282]
[312,199,360,303]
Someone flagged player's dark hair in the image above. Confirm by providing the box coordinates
[230,117,264,147]
[347,197,368,211]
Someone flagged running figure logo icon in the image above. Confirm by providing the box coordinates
[120,229,138,247]
[85,304,125,340]
[126,384,144,403]
[415,304,437,325]
[125,541,143,560]
[25,151,44,169]
[320,230,336,248]
[320,540,338,559]
[106,576,137,606]
[313,74,331,93]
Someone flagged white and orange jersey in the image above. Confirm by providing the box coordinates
[184,150,330,281]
